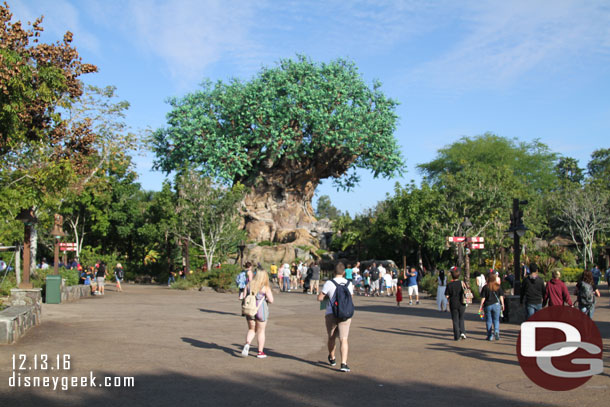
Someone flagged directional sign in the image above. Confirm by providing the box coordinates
[468,237,484,243]
[469,243,485,249]
[447,236,466,243]
[59,243,77,252]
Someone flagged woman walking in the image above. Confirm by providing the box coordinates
[114,263,124,292]
[241,270,274,358]
[436,270,448,312]
[445,267,467,340]
[576,270,600,319]
[479,273,505,341]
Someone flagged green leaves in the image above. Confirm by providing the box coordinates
[153,55,404,189]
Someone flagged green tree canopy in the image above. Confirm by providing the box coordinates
[152,55,404,191]
[418,133,557,193]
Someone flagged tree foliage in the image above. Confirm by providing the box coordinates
[175,169,246,268]
[315,195,341,220]
[153,55,404,191]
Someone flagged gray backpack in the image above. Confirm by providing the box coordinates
[578,282,594,308]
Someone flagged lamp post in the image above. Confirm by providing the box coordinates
[15,208,37,289]
[237,241,246,268]
[506,199,528,296]
[461,217,473,281]
[51,214,66,275]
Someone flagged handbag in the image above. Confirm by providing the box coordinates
[461,281,473,306]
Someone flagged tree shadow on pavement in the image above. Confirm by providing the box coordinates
[356,304,482,322]
[198,308,240,316]
[181,337,332,370]
[1,370,554,407]
[426,342,520,367]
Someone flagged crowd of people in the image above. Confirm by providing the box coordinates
[235,258,607,367]
[74,260,124,295]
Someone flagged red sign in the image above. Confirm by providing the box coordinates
[469,243,485,249]
[59,243,77,252]
[468,236,484,243]
[447,236,466,242]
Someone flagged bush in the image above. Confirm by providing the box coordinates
[0,273,17,297]
[169,264,242,291]
[558,267,584,283]
[420,274,437,296]
[31,267,80,289]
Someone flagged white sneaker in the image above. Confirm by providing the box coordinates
[241,344,250,357]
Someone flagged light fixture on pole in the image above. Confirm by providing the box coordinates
[15,208,37,289]
[506,199,528,295]
[51,214,66,275]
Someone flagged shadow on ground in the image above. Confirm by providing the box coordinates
[2,370,550,407]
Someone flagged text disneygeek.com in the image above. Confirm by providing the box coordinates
[9,354,135,391]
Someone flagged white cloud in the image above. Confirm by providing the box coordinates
[114,0,263,85]
[10,0,101,55]
[411,0,610,90]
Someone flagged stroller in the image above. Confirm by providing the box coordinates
[303,267,313,293]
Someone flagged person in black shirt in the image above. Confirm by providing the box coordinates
[445,267,467,340]
[95,262,107,296]
[520,263,545,319]
[479,273,505,341]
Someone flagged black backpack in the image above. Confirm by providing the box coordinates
[371,268,379,281]
[578,282,595,308]
[331,280,354,320]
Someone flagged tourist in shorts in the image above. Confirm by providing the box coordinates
[240,270,274,358]
[407,267,419,304]
[96,261,107,295]
[318,262,353,372]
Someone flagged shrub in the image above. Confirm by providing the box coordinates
[31,267,80,289]
[169,264,242,291]
[170,279,194,290]
[0,273,17,297]
[558,267,584,283]
[420,274,438,296]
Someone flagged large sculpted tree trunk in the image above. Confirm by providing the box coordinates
[242,172,318,244]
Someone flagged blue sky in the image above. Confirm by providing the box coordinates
[11,0,610,215]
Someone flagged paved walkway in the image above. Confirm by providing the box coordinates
[1,284,608,407]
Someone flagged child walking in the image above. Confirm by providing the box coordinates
[396,285,403,307]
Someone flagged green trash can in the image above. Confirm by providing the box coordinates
[45,275,62,304]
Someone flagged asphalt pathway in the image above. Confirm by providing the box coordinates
[0,284,609,406]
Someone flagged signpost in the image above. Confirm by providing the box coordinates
[59,243,77,252]
[447,237,485,274]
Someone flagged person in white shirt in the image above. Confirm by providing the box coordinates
[318,262,354,372]
[282,263,291,292]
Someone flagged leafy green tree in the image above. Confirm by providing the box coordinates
[0,3,97,156]
[556,184,610,268]
[418,133,557,193]
[315,195,341,220]
[376,182,447,268]
[555,156,584,184]
[418,134,557,276]
[153,55,404,242]
[587,148,610,190]
[175,169,246,268]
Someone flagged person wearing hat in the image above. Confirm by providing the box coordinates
[520,263,545,319]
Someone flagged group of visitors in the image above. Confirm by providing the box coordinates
[444,262,604,343]
[238,260,354,372]
[271,261,322,294]
[77,261,124,295]
[235,257,606,371]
